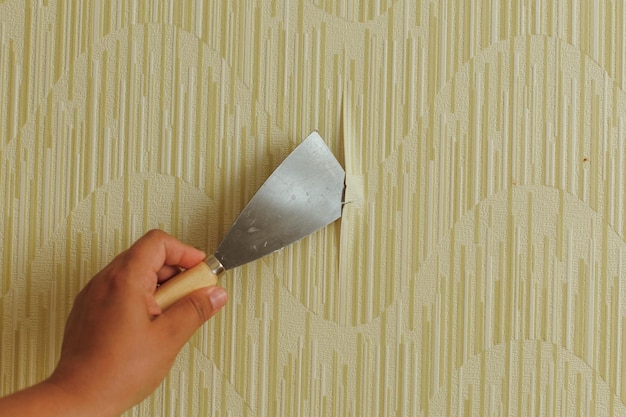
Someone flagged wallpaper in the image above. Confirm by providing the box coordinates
[2,0,626,416]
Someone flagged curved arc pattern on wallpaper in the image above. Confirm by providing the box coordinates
[306,0,401,23]
[0,0,286,157]
[4,1,624,165]
[415,32,626,266]
[0,18,280,274]
[413,183,626,411]
[330,30,626,325]
[294,180,626,413]
[338,1,626,177]
[427,340,626,415]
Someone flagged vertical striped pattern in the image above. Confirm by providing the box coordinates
[2,1,626,415]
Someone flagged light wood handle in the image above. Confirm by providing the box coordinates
[155,261,219,311]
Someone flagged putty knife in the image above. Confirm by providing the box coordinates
[155,131,345,310]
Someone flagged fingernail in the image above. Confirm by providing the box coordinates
[208,287,228,310]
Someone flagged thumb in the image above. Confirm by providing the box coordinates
[160,286,228,342]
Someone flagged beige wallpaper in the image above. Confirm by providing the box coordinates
[2,0,626,416]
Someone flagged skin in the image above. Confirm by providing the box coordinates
[0,229,228,417]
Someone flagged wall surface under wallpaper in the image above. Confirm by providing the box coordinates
[2,0,626,416]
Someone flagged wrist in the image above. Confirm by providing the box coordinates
[44,371,119,417]
[0,378,96,417]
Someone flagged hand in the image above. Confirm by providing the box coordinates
[0,230,228,417]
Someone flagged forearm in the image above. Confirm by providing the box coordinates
[0,379,111,417]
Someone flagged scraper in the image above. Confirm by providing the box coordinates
[155,131,345,310]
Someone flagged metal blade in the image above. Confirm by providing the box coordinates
[214,131,345,270]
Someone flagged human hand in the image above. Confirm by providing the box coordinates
[43,230,227,416]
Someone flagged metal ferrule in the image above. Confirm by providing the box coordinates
[206,254,226,277]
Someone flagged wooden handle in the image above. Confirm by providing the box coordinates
[155,261,219,311]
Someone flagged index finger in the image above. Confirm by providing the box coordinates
[125,229,206,275]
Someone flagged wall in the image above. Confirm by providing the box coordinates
[1,1,626,415]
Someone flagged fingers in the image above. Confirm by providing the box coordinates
[126,230,206,275]
[159,286,228,343]
[156,265,182,284]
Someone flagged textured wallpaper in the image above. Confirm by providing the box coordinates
[2,0,626,416]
